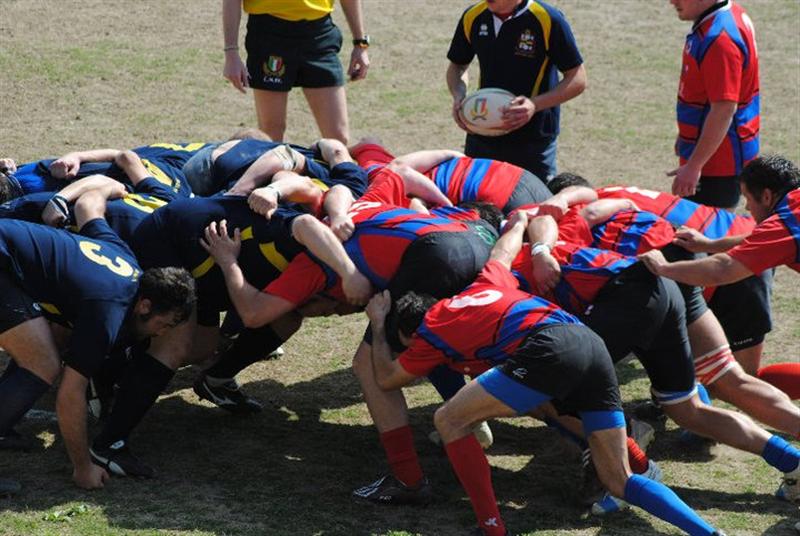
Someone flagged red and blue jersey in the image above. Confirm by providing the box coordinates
[598,186,755,239]
[729,189,800,274]
[397,260,580,377]
[677,0,759,176]
[589,209,676,256]
[426,157,523,208]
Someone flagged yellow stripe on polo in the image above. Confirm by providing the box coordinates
[243,0,334,21]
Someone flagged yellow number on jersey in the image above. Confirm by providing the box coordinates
[79,241,136,278]
[149,142,207,152]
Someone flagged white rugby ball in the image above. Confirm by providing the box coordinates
[460,87,515,137]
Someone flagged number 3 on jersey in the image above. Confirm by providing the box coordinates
[79,241,137,278]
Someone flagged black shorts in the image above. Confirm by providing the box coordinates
[580,263,696,398]
[686,175,740,210]
[708,269,773,352]
[246,14,344,91]
[0,270,42,335]
[483,324,622,415]
[501,170,553,213]
[662,244,708,324]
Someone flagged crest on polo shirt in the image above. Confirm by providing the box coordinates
[263,55,286,83]
[515,29,536,57]
[479,23,489,37]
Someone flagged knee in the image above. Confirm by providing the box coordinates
[433,403,471,443]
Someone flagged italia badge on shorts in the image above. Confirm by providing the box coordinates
[263,55,286,83]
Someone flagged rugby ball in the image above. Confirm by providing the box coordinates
[460,87,515,137]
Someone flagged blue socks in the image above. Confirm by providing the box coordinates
[624,474,716,536]
[0,364,50,435]
[762,435,800,473]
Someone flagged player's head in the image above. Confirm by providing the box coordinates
[0,170,23,204]
[182,143,222,197]
[669,0,719,22]
[132,267,196,338]
[739,154,800,223]
[486,0,524,16]
[228,127,271,142]
[390,291,438,349]
[547,172,593,194]
[458,200,503,232]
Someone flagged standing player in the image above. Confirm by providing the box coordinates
[446,0,586,180]
[0,192,195,489]
[669,0,759,208]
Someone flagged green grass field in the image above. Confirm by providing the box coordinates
[1,1,799,534]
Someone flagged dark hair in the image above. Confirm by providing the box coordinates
[0,172,12,204]
[458,201,503,232]
[393,291,438,342]
[739,154,800,199]
[548,172,592,194]
[137,267,196,323]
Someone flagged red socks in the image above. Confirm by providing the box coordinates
[757,362,800,400]
[627,436,650,474]
[379,426,423,488]
[444,435,506,536]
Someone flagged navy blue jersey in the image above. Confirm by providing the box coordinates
[10,142,211,197]
[0,177,179,245]
[0,219,140,378]
[131,195,304,315]
[448,0,582,140]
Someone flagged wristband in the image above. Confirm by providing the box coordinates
[224,45,239,51]
[265,185,282,204]
[48,194,70,219]
[531,242,551,257]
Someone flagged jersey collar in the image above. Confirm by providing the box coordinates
[692,0,730,32]
[492,0,531,34]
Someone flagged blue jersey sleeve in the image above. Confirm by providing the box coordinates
[0,192,51,221]
[66,299,129,379]
[134,177,179,202]
[447,9,476,65]
[547,6,583,72]
[327,162,367,199]
[79,218,131,253]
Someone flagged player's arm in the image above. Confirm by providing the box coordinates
[41,175,126,227]
[366,290,418,390]
[291,214,373,305]
[339,0,370,81]
[446,62,470,131]
[387,164,452,207]
[579,198,639,227]
[324,184,356,241]
[50,149,122,180]
[638,250,752,286]
[222,0,248,93]
[389,150,464,172]
[114,150,151,186]
[57,367,109,489]
[227,145,306,196]
[201,220,297,328]
[490,210,529,269]
[247,171,324,219]
[536,185,599,220]
[669,100,737,197]
[672,226,748,253]
[73,189,111,230]
[526,213,561,294]
[531,63,587,113]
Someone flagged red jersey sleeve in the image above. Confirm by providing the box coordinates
[397,336,447,377]
[728,216,798,274]
[264,253,328,305]
[557,207,593,247]
[359,168,407,205]
[701,33,743,103]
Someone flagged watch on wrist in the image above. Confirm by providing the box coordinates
[352,35,370,48]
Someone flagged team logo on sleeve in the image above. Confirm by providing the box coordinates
[263,55,286,84]
[515,29,536,57]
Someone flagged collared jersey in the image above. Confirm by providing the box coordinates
[131,195,304,313]
[397,259,580,378]
[598,185,755,239]
[266,170,473,304]
[0,219,140,378]
[729,189,800,274]
[677,0,759,176]
[448,0,583,140]
[11,142,211,197]
[243,0,333,20]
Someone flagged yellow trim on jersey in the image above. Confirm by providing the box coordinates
[191,257,216,279]
[258,242,289,271]
[141,159,175,190]
[310,178,330,192]
[149,142,207,152]
[122,193,168,214]
[463,1,489,44]
[243,0,333,20]
[529,1,553,96]
[39,303,61,316]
